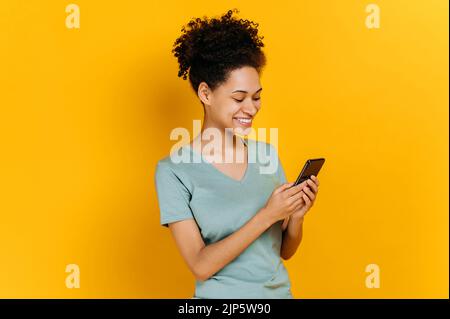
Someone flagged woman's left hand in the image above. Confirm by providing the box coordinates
[290,175,320,221]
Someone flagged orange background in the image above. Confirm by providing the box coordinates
[0,0,448,298]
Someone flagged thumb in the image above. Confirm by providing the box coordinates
[274,182,294,194]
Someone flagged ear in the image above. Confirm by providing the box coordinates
[197,82,212,106]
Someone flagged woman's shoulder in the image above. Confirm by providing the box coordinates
[155,143,198,186]
[154,156,193,193]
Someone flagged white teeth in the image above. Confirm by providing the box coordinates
[235,118,252,124]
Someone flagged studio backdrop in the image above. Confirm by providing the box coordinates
[0,0,448,298]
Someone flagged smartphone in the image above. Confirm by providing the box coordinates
[292,158,325,187]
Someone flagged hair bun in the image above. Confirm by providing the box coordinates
[172,8,266,91]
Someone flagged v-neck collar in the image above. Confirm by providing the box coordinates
[184,136,250,185]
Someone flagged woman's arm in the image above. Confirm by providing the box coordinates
[280,216,304,260]
[169,182,305,281]
[169,208,274,281]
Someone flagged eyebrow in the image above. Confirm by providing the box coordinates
[232,87,263,94]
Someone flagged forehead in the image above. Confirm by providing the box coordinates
[219,66,261,93]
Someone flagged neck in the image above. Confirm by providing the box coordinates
[192,119,246,162]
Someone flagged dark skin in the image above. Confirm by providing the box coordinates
[168,66,320,282]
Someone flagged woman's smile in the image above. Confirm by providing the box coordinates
[233,117,253,127]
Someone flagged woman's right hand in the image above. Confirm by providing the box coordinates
[261,181,308,225]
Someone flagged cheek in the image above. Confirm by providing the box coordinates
[210,97,240,124]
[219,103,241,121]
[231,101,244,113]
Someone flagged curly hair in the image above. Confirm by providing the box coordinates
[172,8,266,93]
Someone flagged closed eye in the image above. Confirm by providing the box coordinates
[233,97,261,103]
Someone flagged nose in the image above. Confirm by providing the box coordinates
[242,100,259,117]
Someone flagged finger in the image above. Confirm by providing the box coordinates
[306,179,318,193]
[284,181,307,197]
[303,185,316,201]
[310,175,320,186]
[288,190,304,206]
[293,197,305,211]
[303,193,312,207]
[292,190,308,209]
[274,182,294,194]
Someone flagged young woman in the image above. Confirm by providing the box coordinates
[155,9,320,299]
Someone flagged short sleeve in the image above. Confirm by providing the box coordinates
[154,162,194,227]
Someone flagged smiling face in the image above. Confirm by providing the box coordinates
[198,66,262,136]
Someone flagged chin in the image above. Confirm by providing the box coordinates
[233,126,252,136]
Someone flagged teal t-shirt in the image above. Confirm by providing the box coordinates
[154,137,293,299]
